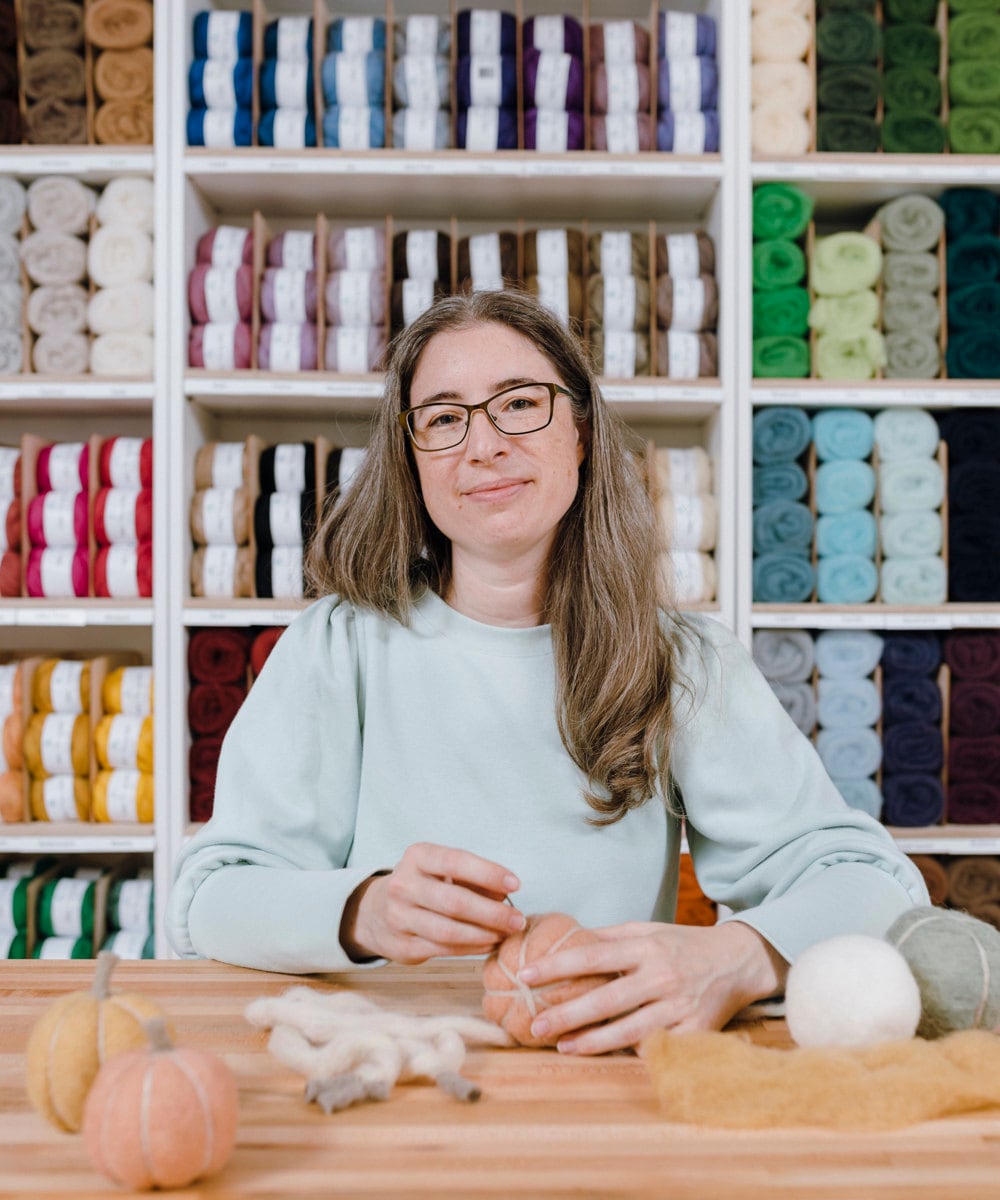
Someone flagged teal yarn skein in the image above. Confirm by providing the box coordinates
[886,906,1000,1039]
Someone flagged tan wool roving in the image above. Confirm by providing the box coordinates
[83,1017,238,1190]
[481,912,614,1047]
[25,951,167,1132]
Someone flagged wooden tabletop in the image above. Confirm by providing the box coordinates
[3,960,1000,1199]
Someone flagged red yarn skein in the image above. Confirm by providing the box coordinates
[99,437,153,489]
[93,488,153,545]
[27,492,88,548]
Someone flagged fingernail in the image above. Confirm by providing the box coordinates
[508,912,526,932]
[557,1040,577,1055]
[519,965,539,983]
[503,873,520,891]
[530,1016,549,1038]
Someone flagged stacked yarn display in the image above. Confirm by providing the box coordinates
[587,230,650,378]
[188,223,253,370]
[94,436,153,599]
[187,626,284,822]
[879,193,944,380]
[187,9,253,148]
[941,188,1000,381]
[815,1,881,152]
[456,8,517,150]
[524,228,583,330]
[750,0,811,157]
[752,628,816,739]
[0,663,21,823]
[34,866,99,958]
[87,0,154,145]
[20,0,87,145]
[254,442,316,602]
[22,175,92,374]
[522,14,584,152]
[94,669,154,823]
[322,15,386,149]
[751,406,814,603]
[751,182,812,379]
[325,224,387,372]
[589,18,650,153]
[102,868,154,958]
[810,226,885,381]
[880,632,945,827]
[88,176,155,376]
[813,409,877,604]
[27,441,89,599]
[260,226,317,372]
[940,408,1000,601]
[24,658,91,823]
[0,0,18,144]
[0,445,20,597]
[189,440,253,599]
[260,16,316,149]
[324,446,367,510]
[875,408,946,605]
[654,227,718,378]
[391,14,451,150]
[882,0,944,155]
[390,228,450,334]
[93,665,153,824]
[657,9,719,154]
[815,630,884,819]
[651,446,717,606]
[0,857,34,959]
[947,5,1000,155]
[458,227,518,294]
[945,633,1000,824]
[915,854,1000,928]
[0,176,23,373]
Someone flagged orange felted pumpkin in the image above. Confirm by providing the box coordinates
[26,950,167,1132]
[83,1017,238,1190]
[481,912,616,1047]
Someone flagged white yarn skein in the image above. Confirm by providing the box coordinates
[784,934,922,1049]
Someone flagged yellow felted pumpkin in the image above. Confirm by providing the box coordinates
[83,1017,238,1190]
[26,950,167,1132]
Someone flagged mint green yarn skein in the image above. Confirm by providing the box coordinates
[887,906,1000,1039]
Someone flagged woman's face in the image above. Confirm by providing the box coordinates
[407,321,586,570]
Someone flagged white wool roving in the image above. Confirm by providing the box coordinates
[784,934,922,1049]
[245,987,513,1112]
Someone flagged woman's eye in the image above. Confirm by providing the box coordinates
[427,410,461,427]
[503,395,539,412]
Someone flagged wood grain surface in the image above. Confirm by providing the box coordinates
[2,960,1000,1199]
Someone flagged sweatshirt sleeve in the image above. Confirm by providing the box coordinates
[670,617,929,963]
[166,596,380,972]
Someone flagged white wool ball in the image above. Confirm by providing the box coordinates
[785,934,921,1049]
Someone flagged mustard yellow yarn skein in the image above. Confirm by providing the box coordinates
[23,713,90,778]
[101,666,154,715]
[29,776,91,822]
[31,658,91,713]
[93,715,153,773]
[93,770,154,823]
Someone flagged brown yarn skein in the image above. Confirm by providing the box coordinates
[481,912,615,1047]
[523,229,584,278]
[190,547,254,599]
[587,231,647,277]
[193,442,248,491]
[655,230,716,278]
[587,274,651,332]
[189,487,252,546]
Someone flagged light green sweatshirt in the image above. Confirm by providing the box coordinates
[167,589,928,972]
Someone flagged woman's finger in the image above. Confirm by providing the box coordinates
[420,876,526,936]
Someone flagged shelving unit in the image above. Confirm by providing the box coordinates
[3,0,1000,958]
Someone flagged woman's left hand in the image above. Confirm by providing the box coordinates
[515,920,788,1055]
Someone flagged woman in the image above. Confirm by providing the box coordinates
[168,290,927,1055]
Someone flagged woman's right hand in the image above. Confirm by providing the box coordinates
[340,842,526,963]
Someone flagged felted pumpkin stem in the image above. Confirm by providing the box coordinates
[143,1017,175,1053]
[91,951,119,1000]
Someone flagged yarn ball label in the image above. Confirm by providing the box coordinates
[605,114,639,154]
[266,323,303,372]
[338,448,366,492]
[211,442,244,488]
[200,323,237,370]
[201,61,237,110]
[336,55,368,107]
[470,10,502,56]
[465,106,500,152]
[401,107,436,150]
[272,270,308,324]
[0,447,17,496]
[48,661,85,713]
[107,437,144,489]
[201,487,237,544]
[336,106,370,150]
[273,443,307,494]
[469,57,503,108]
[671,549,705,600]
[106,715,143,769]
[269,492,304,545]
[469,233,503,288]
[37,936,79,959]
[210,227,250,269]
[666,234,700,281]
[0,879,20,928]
[672,492,705,550]
[334,271,370,326]
[279,230,314,270]
[403,230,438,281]
[405,15,440,55]
[674,113,708,155]
[46,443,85,493]
[274,61,310,110]
[102,488,140,545]
[402,278,434,326]
[669,59,703,114]
[0,663,16,712]
[604,331,637,378]
[599,231,631,278]
[603,21,637,64]
[201,546,237,597]
[114,877,153,931]
[271,546,304,599]
[532,16,564,53]
[206,12,242,61]
[535,230,568,277]
[118,667,153,716]
[105,929,148,958]
[341,16,376,54]
[404,55,440,110]
[276,17,311,63]
[332,326,368,372]
[670,278,707,332]
[272,110,307,150]
[535,52,572,110]
[665,447,701,495]
[607,64,640,115]
[49,878,90,937]
[344,227,379,272]
[535,110,569,152]
[667,331,701,380]
[603,274,637,332]
[664,13,698,58]
[105,769,141,821]
[41,775,79,821]
[535,275,569,325]
[105,545,139,598]
[202,110,238,149]
[40,548,76,598]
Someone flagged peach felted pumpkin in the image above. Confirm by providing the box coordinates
[26,950,167,1132]
[83,1016,238,1190]
[481,912,615,1047]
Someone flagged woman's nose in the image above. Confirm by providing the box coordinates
[464,408,507,458]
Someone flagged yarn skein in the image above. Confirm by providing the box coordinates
[887,905,1000,1038]
[481,912,614,1047]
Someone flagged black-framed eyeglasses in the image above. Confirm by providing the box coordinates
[398,381,572,452]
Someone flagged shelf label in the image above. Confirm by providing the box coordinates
[19,608,86,627]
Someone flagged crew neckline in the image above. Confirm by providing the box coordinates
[412,587,553,658]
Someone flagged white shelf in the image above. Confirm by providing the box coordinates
[0,601,154,627]
[753,155,1000,188]
[0,379,153,410]
[0,147,154,179]
[751,382,1000,409]
[888,828,1000,856]
[0,824,155,853]
[753,606,1000,631]
[183,601,305,626]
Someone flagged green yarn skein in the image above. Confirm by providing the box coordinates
[887,906,1000,1039]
